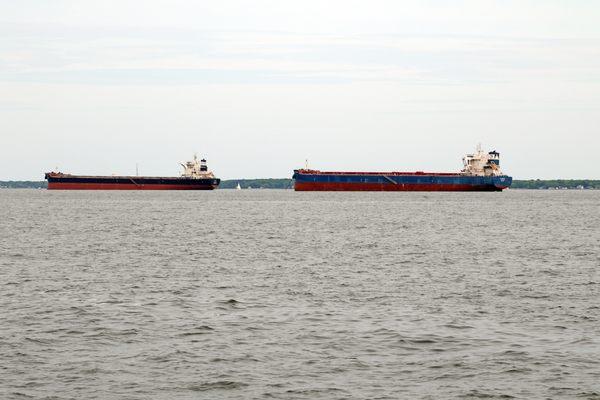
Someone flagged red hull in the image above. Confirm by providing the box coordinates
[294,182,500,192]
[47,182,217,190]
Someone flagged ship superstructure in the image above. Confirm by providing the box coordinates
[45,155,220,190]
[461,145,504,177]
[180,155,216,179]
[293,146,512,192]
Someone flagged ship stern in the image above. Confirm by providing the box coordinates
[493,175,512,190]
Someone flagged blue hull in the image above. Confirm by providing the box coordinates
[293,171,512,191]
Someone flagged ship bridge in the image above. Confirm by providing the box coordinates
[180,154,215,179]
[461,145,504,177]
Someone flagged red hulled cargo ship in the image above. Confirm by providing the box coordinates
[45,155,220,190]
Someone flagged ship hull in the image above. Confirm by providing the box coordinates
[293,170,511,192]
[45,174,220,190]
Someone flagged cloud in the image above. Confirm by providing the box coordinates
[2,24,600,86]
[2,1,600,179]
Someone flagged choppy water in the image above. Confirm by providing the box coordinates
[1,189,599,399]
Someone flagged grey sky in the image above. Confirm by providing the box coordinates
[2,0,600,180]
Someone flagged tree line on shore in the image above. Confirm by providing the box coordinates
[510,180,599,189]
[2,179,599,190]
[0,179,296,189]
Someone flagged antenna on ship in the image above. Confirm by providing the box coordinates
[136,163,139,176]
[305,159,309,169]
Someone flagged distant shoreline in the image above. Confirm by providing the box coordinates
[1,179,599,190]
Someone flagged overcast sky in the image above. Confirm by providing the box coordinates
[1,0,599,180]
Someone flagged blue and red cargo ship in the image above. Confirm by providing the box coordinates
[293,147,512,192]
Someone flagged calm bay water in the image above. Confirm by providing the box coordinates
[1,189,599,399]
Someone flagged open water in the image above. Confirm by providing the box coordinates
[1,189,599,399]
